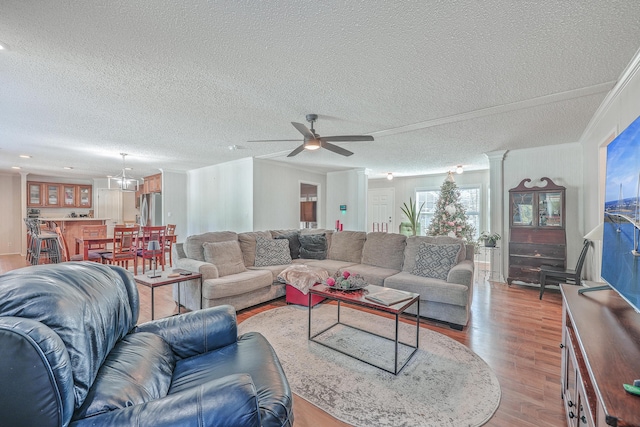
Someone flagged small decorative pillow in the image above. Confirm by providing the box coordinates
[298,233,327,260]
[255,236,292,266]
[203,241,247,277]
[274,231,301,259]
[411,242,462,280]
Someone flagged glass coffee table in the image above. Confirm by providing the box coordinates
[308,283,420,375]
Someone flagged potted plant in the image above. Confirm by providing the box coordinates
[479,231,501,247]
[400,197,425,237]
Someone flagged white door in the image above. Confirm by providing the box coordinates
[96,189,122,234]
[367,188,395,232]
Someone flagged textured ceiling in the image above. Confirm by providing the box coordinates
[1,1,639,180]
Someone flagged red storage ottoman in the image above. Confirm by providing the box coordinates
[286,284,325,307]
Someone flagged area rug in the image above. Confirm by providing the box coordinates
[238,304,501,427]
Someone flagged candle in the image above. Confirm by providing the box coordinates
[336,220,340,230]
[340,223,343,231]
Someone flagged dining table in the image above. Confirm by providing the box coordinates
[75,236,116,261]
[75,234,178,262]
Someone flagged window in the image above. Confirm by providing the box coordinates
[415,186,481,239]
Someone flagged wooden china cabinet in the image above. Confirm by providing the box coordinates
[507,177,566,285]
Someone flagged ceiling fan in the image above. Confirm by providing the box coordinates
[249,114,374,157]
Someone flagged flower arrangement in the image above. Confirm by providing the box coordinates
[479,231,501,247]
[324,270,368,290]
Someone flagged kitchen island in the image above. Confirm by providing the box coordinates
[42,218,111,256]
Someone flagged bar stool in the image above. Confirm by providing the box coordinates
[30,220,61,265]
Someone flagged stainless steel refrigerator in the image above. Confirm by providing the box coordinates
[140,193,162,226]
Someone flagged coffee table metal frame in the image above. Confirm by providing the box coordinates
[134,270,203,320]
[308,284,420,375]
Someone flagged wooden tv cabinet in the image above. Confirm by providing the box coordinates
[560,284,640,426]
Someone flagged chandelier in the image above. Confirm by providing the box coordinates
[108,153,140,192]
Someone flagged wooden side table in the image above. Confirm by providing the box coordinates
[134,269,203,320]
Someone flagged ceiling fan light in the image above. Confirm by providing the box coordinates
[304,139,321,150]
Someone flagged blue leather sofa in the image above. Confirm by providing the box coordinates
[0,262,293,427]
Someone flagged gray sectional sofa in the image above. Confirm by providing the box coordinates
[173,229,475,330]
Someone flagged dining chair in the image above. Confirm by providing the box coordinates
[137,226,167,274]
[101,227,139,271]
[164,224,176,267]
[56,226,102,262]
[539,239,590,299]
[81,225,109,255]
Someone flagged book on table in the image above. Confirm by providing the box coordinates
[365,288,414,306]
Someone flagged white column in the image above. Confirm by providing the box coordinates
[485,150,507,281]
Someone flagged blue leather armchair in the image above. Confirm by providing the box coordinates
[0,262,293,427]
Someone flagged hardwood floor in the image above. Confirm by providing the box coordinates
[0,255,566,426]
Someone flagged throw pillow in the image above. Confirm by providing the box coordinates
[411,242,462,280]
[254,237,292,266]
[274,231,301,259]
[298,233,327,260]
[202,241,247,277]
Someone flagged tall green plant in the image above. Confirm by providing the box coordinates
[400,197,425,236]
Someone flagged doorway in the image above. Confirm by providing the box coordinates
[300,183,318,229]
[367,188,395,232]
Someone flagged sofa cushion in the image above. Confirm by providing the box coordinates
[203,241,247,277]
[202,270,273,299]
[184,232,238,262]
[412,242,462,280]
[169,332,292,427]
[273,231,301,259]
[0,263,137,408]
[328,231,366,263]
[300,228,333,251]
[299,233,327,260]
[403,236,466,273]
[238,231,273,267]
[255,237,292,267]
[384,271,469,306]
[337,264,400,287]
[73,332,175,420]
[361,232,407,270]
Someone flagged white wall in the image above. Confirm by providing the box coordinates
[369,170,490,235]
[326,169,368,231]
[579,51,640,280]
[162,170,188,243]
[187,158,254,235]
[0,174,23,254]
[253,159,327,231]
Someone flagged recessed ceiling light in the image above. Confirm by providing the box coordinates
[0,41,8,51]
[11,166,21,169]
[19,154,32,159]
[63,166,73,170]
[456,165,464,174]
[387,172,394,180]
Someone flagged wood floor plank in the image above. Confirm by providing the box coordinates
[0,254,566,426]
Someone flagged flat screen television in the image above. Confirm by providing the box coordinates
[601,115,640,312]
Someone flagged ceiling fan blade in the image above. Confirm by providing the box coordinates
[322,142,354,157]
[247,139,302,142]
[286,144,306,157]
[320,135,374,142]
[291,122,315,139]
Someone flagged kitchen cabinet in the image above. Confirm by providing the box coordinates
[143,173,162,194]
[27,182,92,209]
[43,183,61,207]
[77,185,92,208]
[62,185,77,207]
[27,183,43,207]
[507,177,566,285]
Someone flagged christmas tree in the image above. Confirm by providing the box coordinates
[426,172,476,242]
